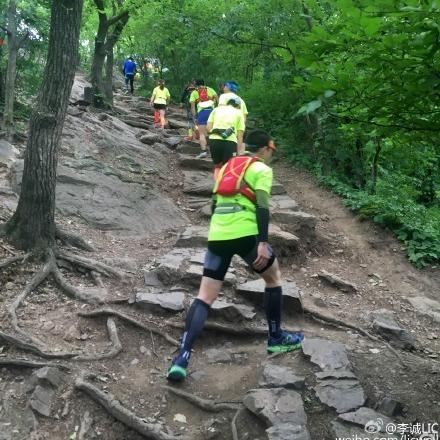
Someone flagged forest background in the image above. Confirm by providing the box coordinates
[0,0,439,266]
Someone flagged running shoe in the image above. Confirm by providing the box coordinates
[196,151,208,159]
[267,331,304,354]
[166,354,189,382]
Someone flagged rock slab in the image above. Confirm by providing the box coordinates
[135,291,185,312]
[259,364,305,390]
[338,407,394,432]
[267,424,311,440]
[407,296,440,323]
[318,270,358,293]
[315,379,365,414]
[302,338,350,371]
[29,384,55,417]
[243,388,307,428]
[236,279,303,313]
[210,299,255,321]
[369,309,416,350]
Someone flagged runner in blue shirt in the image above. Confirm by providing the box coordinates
[122,57,137,94]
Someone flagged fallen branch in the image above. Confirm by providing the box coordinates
[165,320,268,336]
[163,386,240,412]
[56,250,125,279]
[74,318,122,361]
[1,243,16,255]
[0,253,31,269]
[75,378,187,440]
[150,330,158,358]
[78,308,179,347]
[231,405,245,440]
[56,227,95,251]
[0,358,69,370]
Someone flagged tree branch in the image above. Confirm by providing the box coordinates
[107,9,129,27]
[0,24,12,36]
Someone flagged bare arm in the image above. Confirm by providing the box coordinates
[237,130,244,154]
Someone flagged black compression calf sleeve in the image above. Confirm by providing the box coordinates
[264,286,283,338]
[180,298,210,355]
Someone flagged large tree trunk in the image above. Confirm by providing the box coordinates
[90,2,108,107]
[91,0,128,107]
[6,0,84,251]
[2,0,18,140]
[103,11,129,104]
[0,44,6,105]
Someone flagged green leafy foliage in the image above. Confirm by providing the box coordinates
[3,0,439,266]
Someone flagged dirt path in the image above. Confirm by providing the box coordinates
[1,87,439,440]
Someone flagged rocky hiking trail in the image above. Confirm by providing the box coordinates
[0,75,439,440]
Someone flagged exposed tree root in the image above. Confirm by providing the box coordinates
[0,321,123,362]
[303,306,406,367]
[1,243,17,255]
[231,405,245,440]
[75,378,188,440]
[165,320,268,336]
[56,226,95,251]
[91,270,105,287]
[1,245,129,362]
[74,318,122,361]
[0,330,78,359]
[163,386,240,412]
[56,250,125,279]
[0,252,31,269]
[8,258,54,347]
[0,358,70,370]
[78,307,180,347]
[52,264,104,304]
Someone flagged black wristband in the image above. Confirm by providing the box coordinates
[256,207,270,242]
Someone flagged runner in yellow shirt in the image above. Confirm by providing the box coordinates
[218,81,248,122]
[207,97,245,178]
[189,79,218,158]
[150,80,170,129]
[166,130,304,382]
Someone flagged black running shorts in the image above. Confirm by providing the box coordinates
[208,139,237,166]
[203,235,276,281]
[153,103,167,110]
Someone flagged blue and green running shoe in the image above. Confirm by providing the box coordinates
[166,352,189,382]
[267,331,304,354]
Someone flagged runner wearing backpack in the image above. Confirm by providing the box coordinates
[206,97,245,178]
[180,79,196,140]
[166,129,305,382]
[189,79,218,158]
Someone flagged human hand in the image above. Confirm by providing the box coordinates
[253,242,271,271]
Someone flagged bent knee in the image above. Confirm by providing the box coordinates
[261,262,281,286]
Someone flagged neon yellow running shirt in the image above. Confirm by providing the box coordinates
[218,92,248,118]
[208,159,273,241]
[207,106,245,143]
[151,87,170,105]
[189,87,217,112]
